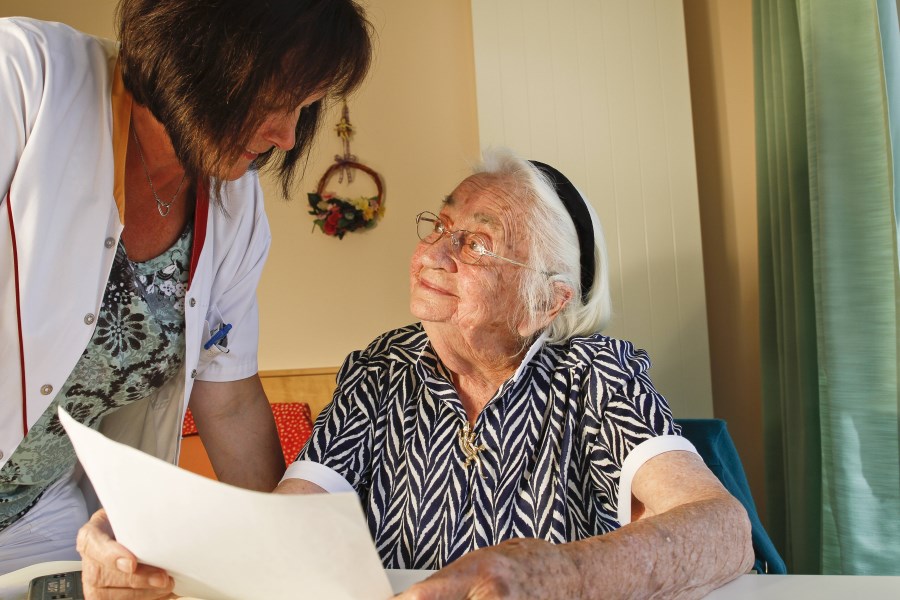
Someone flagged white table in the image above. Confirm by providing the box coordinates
[384,571,900,599]
[0,562,82,600]
[2,562,899,599]
[0,563,428,599]
[705,574,900,599]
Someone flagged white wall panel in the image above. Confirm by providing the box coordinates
[472,0,713,417]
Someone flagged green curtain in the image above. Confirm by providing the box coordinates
[755,0,900,575]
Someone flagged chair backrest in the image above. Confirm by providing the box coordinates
[675,418,787,574]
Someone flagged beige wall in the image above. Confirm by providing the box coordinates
[0,0,117,38]
[2,0,766,514]
[0,0,481,370]
[682,0,765,520]
[257,0,480,369]
[471,0,714,420]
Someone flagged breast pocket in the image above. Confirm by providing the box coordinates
[198,307,231,374]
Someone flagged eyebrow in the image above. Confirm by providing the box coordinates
[472,212,501,229]
[441,194,502,232]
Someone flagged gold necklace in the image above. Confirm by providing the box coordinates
[131,127,187,217]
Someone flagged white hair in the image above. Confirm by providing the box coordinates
[473,147,612,343]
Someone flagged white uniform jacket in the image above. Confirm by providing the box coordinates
[0,18,271,470]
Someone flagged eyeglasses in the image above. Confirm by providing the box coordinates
[415,211,551,274]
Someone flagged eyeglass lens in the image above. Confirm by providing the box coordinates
[416,212,488,265]
[416,213,443,242]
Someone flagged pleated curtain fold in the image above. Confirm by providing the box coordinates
[755,0,900,574]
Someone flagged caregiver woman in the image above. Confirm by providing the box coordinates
[0,0,371,573]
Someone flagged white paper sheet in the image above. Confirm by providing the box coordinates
[59,408,393,600]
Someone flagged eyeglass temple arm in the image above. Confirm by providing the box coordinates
[484,250,526,268]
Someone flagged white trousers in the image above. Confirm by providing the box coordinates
[0,468,88,576]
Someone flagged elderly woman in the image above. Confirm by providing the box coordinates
[0,0,370,579]
[276,149,754,597]
[79,149,753,599]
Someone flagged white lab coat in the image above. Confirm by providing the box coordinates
[0,17,271,471]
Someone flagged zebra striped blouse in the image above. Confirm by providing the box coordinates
[292,323,693,570]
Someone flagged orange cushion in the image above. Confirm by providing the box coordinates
[181,402,314,466]
[182,409,199,436]
[272,402,314,464]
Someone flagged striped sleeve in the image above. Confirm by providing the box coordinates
[585,338,687,520]
[295,349,377,493]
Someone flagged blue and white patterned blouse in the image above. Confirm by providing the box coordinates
[290,323,695,570]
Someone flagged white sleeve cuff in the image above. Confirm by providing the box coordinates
[280,460,355,494]
[616,434,698,526]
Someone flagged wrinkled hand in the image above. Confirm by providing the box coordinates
[76,509,176,600]
[394,538,582,600]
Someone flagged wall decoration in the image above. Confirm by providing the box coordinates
[308,102,385,239]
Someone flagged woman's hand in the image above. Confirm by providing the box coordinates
[394,538,582,600]
[76,509,176,600]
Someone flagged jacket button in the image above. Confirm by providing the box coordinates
[0,450,4,460]
[191,369,197,379]
[189,298,197,308]
[40,384,53,395]
[84,313,96,325]
[104,237,115,248]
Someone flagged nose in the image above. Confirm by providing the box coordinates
[261,107,301,151]
[418,234,458,270]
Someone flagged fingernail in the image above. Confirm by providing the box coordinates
[149,573,169,588]
[116,558,133,573]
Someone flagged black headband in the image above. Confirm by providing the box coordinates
[529,160,595,303]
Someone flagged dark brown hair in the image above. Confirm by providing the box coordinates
[117,0,372,197]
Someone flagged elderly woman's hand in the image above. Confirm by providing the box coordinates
[76,509,176,600]
[394,538,582,600]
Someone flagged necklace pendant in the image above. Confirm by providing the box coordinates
[133,126,185,219]
[458,422,486,477]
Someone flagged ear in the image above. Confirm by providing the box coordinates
[517,282,574,338]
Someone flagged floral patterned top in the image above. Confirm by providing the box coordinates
[0,226,192,531]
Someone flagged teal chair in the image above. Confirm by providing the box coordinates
[676,419,787,574]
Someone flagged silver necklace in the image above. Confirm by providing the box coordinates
[131,127,187,217]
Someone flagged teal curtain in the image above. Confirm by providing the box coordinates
[755,0,900,575]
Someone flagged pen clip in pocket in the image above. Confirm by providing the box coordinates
[202,306,232,358]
